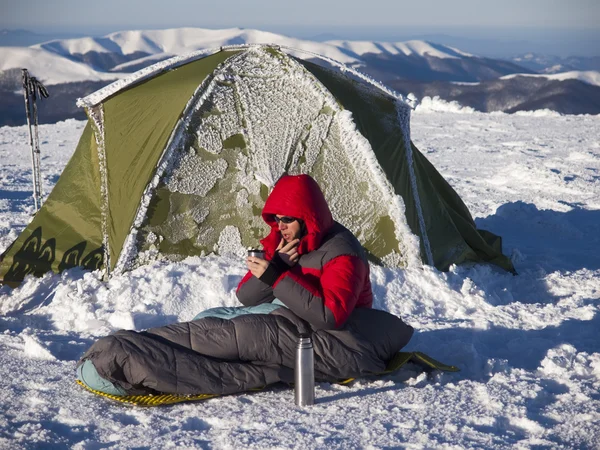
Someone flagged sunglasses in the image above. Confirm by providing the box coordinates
[274,216,298,224]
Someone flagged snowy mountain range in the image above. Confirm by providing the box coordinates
[1,27,599,126]
[2,28,530,83]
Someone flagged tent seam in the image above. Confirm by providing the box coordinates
[87,104,111,277]
[396,103,434,266]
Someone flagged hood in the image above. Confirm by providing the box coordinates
[260,174,334,257]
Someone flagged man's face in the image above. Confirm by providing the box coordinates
[275,215,302,243]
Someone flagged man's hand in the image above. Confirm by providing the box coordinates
[276,238,300,267]
[247,256,270,278]
[246,238,299,280]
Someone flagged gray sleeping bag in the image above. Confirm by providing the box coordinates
[77,305,414,396]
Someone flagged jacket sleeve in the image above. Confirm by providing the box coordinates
[236,271,276,306]
[273,255,367,330]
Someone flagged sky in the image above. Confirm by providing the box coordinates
[1,0,599,56]
[2,0,599,32]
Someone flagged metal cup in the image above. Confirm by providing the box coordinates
[247,249,265,259]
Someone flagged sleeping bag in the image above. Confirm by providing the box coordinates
[77,304,414,396]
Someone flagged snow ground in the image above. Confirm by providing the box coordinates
[0,105,599,449]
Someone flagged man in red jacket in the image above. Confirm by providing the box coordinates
[76,174,414,397]
[237,174,373,330]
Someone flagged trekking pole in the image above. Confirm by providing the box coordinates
[22,69,37,210]
[30,76,49,208]
[21,69,49,212]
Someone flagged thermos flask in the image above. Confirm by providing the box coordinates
[295,333,315,406]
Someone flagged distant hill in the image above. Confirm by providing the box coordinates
[390,77,600,115]
[511,53,600,74]
[0,27,598,126]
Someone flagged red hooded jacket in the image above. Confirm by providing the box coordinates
[236,174,373,329]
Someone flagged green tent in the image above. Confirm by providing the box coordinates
[0,45,514,286]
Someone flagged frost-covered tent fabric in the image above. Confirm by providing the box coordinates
[0,45,514,286]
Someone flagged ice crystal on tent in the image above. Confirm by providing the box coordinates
[236,189,249,208]
[217,225,246,258]
[195,83,243,155]
[228,50,328,186]
[190,205,210,224]
[161,211,199,245]
[165,149,228,197]
[196,125,223,155]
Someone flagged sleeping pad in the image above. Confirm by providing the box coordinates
[77,304,414,397]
